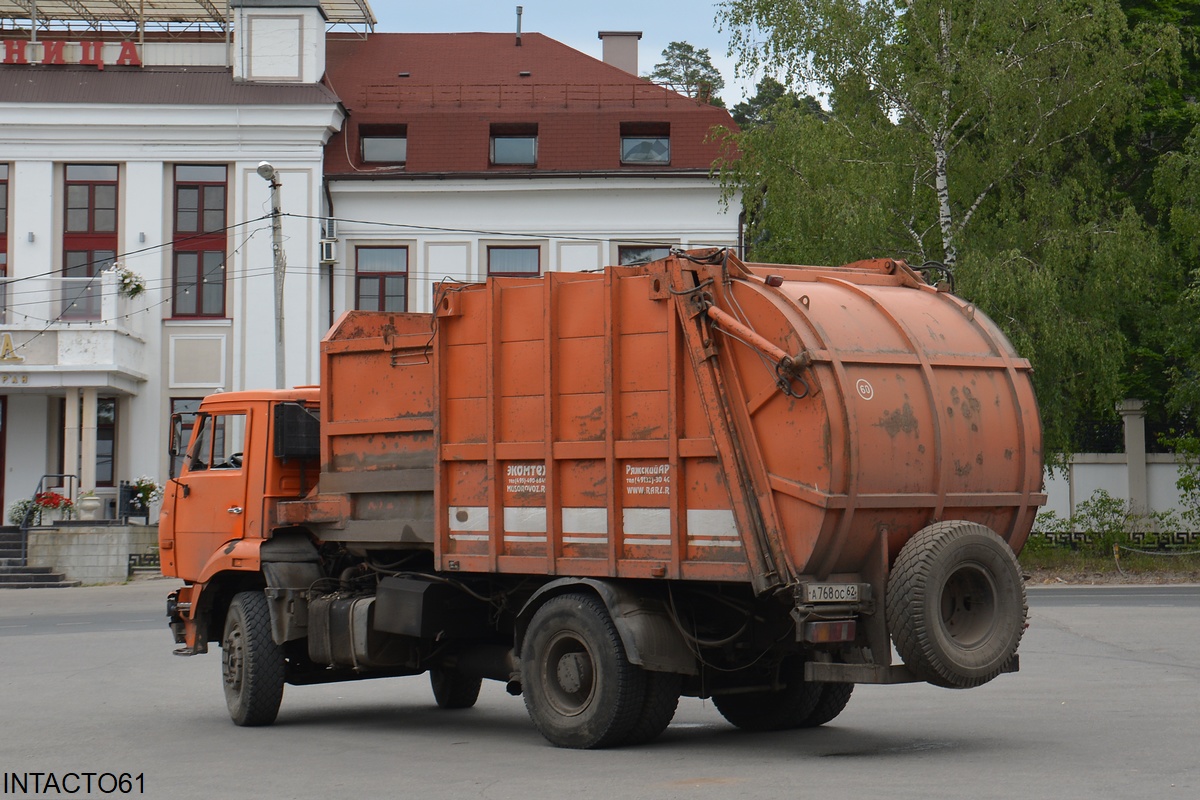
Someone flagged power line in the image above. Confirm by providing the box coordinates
[1,210,738,349]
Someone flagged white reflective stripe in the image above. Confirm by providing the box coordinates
[688,538,743,548]
[504,535,548,543]
[562,507,607,535]
[623,508,670,535]
[625,538,671,547]
[448,533,488,542]
[449,506,488,532]
[687,509,738,538]
[563,536,608,544]
[504,506,547,533]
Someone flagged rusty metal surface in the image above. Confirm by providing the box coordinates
[422,250,1043,584]
[245,252,1042,588]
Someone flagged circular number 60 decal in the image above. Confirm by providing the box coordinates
[856,379,874,401]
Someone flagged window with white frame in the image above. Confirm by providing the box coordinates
[490,123,538,166]
[620,122,671,164]
[361,124,407,164]
[487,246,541,276]
[618,245,672,265]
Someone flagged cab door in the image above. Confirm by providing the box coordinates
[166,408,252,581]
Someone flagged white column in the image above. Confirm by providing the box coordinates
[1118,399,1147,514]
[62,389,81,492]
[81,387,98,492]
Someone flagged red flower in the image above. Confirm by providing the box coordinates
[34,491,72,510]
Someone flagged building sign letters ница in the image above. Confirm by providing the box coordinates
[2,40,141,70]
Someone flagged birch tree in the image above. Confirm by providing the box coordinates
[714,0,1181,455]
[717,0,1176,268]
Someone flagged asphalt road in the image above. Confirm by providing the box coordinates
[1,580,1196,800]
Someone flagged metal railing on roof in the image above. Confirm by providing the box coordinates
[0,1,374,32]
[356,82,695,111]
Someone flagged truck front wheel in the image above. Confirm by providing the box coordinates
[886,521,1027,688]
[521,592,646,749]
[221,591,285,726]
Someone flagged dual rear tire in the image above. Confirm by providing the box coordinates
[711,658,854,731]
[521,592,680,749]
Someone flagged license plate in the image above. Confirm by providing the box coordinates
[803,583,860,603]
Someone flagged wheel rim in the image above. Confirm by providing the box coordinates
[222,624,245,693]
[542,630,596,717]
[938,562,997,649]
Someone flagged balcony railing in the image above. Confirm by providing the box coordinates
[0,272,136,329]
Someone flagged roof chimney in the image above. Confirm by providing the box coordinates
[516,6,523,47]
[598,31,642,75]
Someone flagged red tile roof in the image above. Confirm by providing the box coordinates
[324,32,737,177]
[0,65,338,105]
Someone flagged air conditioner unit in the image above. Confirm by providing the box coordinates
[319,239,337,264]
[323,218,337,239]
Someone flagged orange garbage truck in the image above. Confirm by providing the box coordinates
[159,249,1045,748]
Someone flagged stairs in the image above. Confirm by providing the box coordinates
[0,528,81,589]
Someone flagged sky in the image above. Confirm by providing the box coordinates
[368,1,757,105]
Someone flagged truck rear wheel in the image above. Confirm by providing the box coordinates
[712,656,821,731]
[429,668,482,710]
[221,591,285,726]
[521,593,646,749]
[624,670,682,745]
[886,521,1027,688]
[799,683,853,727]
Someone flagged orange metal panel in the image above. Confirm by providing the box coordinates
[305,250,1043,592]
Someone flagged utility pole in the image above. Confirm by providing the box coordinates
[257,161,286,389]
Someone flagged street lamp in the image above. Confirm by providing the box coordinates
[257,161,286,390]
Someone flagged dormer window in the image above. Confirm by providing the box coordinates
[621,122,670,164]
[491,123,538,166]
[361,124,407,164]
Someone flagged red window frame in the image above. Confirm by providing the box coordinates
[355,246,408,312]
[1,165,8,322]
[172,165,228,318]
[62,164,118,320]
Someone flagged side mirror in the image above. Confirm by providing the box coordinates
[168,414,184,479]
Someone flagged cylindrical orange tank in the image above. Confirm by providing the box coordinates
[428,249,1045,591]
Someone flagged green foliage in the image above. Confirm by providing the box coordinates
[1146,128,1200,421]
[715,0,1185,457]
[729,77,823,127]
[1032,488,1191,557]
[646,41,726,104]
[1160,431,1200,526]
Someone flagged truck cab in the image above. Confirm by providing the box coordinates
[160,388,319,653]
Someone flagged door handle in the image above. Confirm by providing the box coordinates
[228,506,244,515]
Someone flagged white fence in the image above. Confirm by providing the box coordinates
[1041,401,1194,537]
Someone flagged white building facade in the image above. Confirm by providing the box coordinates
[0,5,742,519]
[0,0,344,515]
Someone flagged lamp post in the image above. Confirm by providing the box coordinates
[257,161,286,389]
